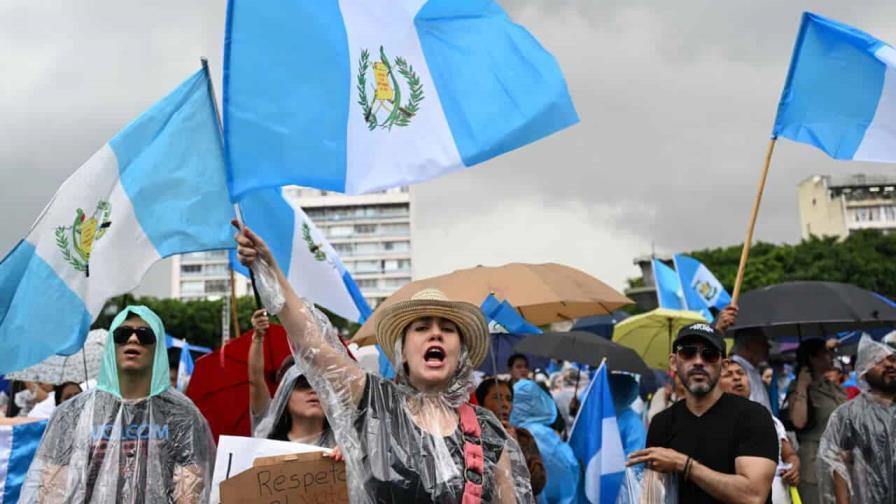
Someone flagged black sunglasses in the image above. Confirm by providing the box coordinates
[112,326,157,345]
[676,345,721,363]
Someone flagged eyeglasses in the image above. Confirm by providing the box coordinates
[676,345,721,363]
[112,326,157,345]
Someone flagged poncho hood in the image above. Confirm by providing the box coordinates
[97,305,170,399]
[510,379,557,427]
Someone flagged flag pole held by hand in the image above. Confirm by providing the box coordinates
[732,137,777,304]
[201,57,263,309]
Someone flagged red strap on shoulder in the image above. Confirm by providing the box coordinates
[459,403,484,504]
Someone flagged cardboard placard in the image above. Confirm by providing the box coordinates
[220,451,349,504]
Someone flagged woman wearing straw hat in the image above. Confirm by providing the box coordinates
[236,226,534,504]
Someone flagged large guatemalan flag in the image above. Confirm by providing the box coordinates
[568,362,625,504]
[774,12,896,161]
[232,188,372,323]
[0,69,235,374]
[223,0,579,198]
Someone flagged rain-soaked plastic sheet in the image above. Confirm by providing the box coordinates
[261,271,535,503]
[18,306,215,504]
[616,467,678,504]
[817,335,896,504]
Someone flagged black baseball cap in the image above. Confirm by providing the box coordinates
[673,323,726,356]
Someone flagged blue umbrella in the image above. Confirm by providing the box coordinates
[571,310,630,339]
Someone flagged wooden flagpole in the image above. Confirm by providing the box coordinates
[731,137,777,305]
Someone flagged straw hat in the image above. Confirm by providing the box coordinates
[376,288,489,368]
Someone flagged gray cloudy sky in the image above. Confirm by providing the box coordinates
[2,0,896,293]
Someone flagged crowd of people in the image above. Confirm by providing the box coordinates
[1,225,894,504]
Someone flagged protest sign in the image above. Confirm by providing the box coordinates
[220,451,348,504]
[210,435,327,504]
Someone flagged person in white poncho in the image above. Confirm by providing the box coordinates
[817,334,896,504]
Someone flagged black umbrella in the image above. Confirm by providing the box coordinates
[513,331,650,376]
[729,281,896,339]
[571,310,630,339]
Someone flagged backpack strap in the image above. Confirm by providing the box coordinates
[458,402,484,504]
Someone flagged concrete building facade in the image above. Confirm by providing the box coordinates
[798,174,896,240]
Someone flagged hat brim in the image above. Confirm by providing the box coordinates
[375,299,489,369]
[673,332,726,356]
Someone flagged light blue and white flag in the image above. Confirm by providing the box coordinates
[232,188,372,323]
[223,0,578,198]
[480,294,542,335]
[673,254,731,321]
[0,420,47,504]
[569,362,625,504]
[652,259,685,310]
[176,346,195,392]
[774,12,896,161]
[0,69,235,375]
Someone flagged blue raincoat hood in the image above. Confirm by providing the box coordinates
[510,379,557,427]
[97,305,170,399]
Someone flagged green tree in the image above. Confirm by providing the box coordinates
[684,230,896,299]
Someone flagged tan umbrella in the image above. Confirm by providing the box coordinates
[352,262,632,346]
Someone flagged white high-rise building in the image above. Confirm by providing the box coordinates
[170,250,252,301]
[284,186,412,309]
[167,186,413,307]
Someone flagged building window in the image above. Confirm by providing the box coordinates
[205,280,229,294]
[354,224,376,234]
[181,264,202,274]
[356,279,379,289]
[328,225,353,237]
[181,281,204,294]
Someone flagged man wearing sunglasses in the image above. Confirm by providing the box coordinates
[20,306,215,504]
[627,323,778,504]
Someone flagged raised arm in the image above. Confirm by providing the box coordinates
[235,224,367,405]
[247,309,271,417]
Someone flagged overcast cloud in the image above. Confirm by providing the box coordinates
[2,1,896,293]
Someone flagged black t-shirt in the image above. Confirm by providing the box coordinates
[646,393,778,504]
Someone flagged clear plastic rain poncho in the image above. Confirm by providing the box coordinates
[817,335,896,504]
[19,306,215,504]
[252,365,336,447]
[509,379,579,504]
[264,287,535,503]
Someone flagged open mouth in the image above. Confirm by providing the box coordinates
[423,346,446,367]
[123,347,142,358]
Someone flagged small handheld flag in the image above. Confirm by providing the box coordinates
[674,254,731,321]
[568,362,625,504]
[653,259,685,311]
[230,188,372,323]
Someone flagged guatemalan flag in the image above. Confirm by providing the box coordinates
[774,12,896,162]
[674,254,731,321]
[0,420,47,504]
[569,362,625,504]
[223,0,579,198]
[652,259,685,311]
[0,69,235,374]
[232,188,372,323]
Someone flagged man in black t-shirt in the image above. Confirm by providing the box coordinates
[627,323,777,504]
